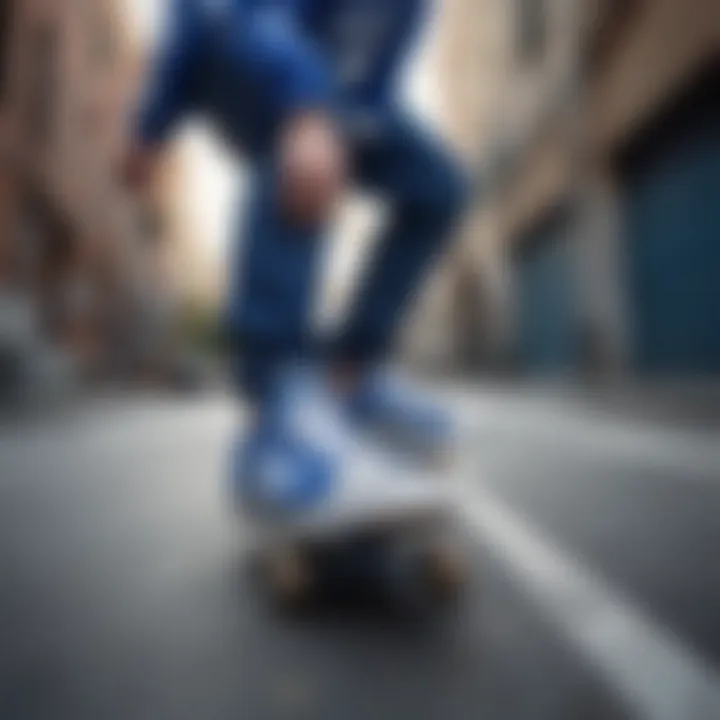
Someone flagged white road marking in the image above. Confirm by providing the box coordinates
[458,475,720,720]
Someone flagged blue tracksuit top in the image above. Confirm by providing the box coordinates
[136,0,428,156]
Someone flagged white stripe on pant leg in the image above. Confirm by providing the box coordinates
[458,481,720,720]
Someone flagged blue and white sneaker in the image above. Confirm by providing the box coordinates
[345,367,456,468]
[232,367,346,519]
[232,366,452,542]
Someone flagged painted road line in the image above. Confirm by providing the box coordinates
[458,478,720,720]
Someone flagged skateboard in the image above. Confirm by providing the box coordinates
[249,500,467,612]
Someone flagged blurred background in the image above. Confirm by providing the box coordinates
[1,2,719,719]
[1,0,719,409]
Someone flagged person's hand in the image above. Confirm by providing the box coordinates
[278,112,347,228]
[120,144,160,192]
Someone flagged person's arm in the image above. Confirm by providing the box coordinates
[135,0,201,147]
[122,0,200,192]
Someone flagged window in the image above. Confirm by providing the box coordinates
[0,1,14,100]
[516,0,548,63]
[586,0,641,73]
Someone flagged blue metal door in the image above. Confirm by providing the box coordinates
[516,209,577,373]
[621,71,720,374]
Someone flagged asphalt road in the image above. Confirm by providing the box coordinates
[1,389,719,720]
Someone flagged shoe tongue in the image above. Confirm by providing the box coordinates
[286,382,349,455]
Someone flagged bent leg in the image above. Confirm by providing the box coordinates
[335,112,469,365]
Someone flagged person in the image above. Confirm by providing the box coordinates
[124,0,469,523]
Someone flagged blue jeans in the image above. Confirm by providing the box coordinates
[227,110,469,400]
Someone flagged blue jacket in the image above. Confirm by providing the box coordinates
[137,0,428,156]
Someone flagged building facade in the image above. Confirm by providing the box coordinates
[0,0,189,383]
[436,0,720,377]
[400,0,511,372]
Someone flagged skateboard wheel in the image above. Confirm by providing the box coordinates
[425,542,467,601]
[264,547,312,610]
[383,536,461,613]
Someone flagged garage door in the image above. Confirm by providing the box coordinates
[620,69,720,374]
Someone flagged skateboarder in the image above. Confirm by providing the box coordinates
[124,0,469,524]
